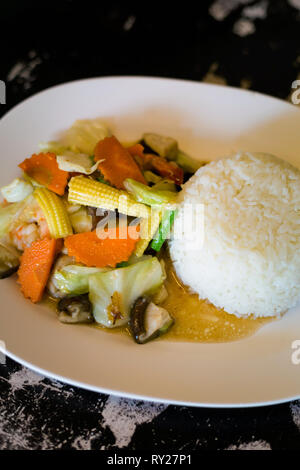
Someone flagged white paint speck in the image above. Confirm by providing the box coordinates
[69,416,107,450]
[209,0,252,21]
[102,396,167,448]
[6,50,42,90]
[288,0,300,10]
[6,63,25,82]
[9,368,44,392]
[227,440,271,450]
[2,366,74,398]
[123,15,136,31]
[233,18,256,36]
[242,0,268,19]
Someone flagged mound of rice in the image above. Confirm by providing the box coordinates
[169,152,300,317]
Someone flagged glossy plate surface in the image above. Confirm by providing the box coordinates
[1,76,300,407]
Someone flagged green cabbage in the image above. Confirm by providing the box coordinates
[61,119,110,155]
[144,171,162,184]
[124,178,177,208]
[52,265,108,296]
[89,257,164,328]
[56,152,100,175]
[152,179,177,192]
[0,200,27,238]
[176,150,205,174]
[1,178,33,203]
[39,141,68,154]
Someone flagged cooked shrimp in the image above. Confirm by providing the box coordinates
[10,223,39,251]
[9,206,50,251]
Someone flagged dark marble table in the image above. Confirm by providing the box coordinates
[1,0,300,451]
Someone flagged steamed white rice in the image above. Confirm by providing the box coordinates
[169,152,300,317]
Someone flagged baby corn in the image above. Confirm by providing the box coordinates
[34,187,73,239]
[134,208,161,257]
[68,176,150,219]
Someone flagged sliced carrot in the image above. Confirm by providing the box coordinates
[127,143,145,159]
[18,238,58,303]
[19,153,69,196]
[127,143,152,168]
[65,226,140,268]
[127,144,184,185]
[94,136,146,189]
[149,155,184,185]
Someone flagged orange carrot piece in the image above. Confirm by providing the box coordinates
[128,144,184,185]
[127,143,145,159]
[18,238,58,303]
[149,155,184,185]
[65,226,140,268]
[19,153,69,196]
[94,136,146,189]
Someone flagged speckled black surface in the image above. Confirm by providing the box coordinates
[1,0,300,451]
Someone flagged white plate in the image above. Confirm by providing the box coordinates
[1,76,300,408]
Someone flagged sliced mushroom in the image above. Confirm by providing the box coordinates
[0,243,20,279]
[57,295,93,324]
[130,297,174,344]
[47,255,75,298]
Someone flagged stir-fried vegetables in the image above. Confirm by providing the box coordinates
[140,133,206,177]
[124,178,177,207]
[142,133,178,159]
[0,119,206,344]
[0,199,27,238]
[65,227,140,268]
[60,119,110,155]
[89,257,165,328]
[152,179,177,192]
[151,209,178,252]
[0,243,20,279]
[18,238,59,303]
[51,264,108,296]
[134,209,161,257]
[176,150,205,174]
[128,143,184,185]
[68,175,150,218]
[94,136,146,189]
[1,178,33,202]
[130,297,174,344]
[47,254,76,298]
[19,153,69,196]
[34,188,73,239]
[69,207,93,233]
[148,155,184,185]
[56,152,101,175]
[143,171,163,184]
[57,295,93,323]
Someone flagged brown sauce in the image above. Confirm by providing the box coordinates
[161,255,274,343]
[45,254,275,343]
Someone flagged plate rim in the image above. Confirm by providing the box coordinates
[1,75,300,124]
[3,347,300,408]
